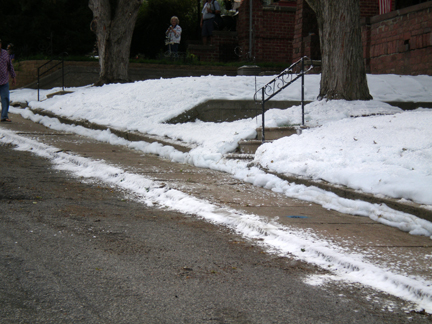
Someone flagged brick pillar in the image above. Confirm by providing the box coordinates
[292,0,319,62]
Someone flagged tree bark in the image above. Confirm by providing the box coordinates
[305,0,372,100]
[89,0,143,86]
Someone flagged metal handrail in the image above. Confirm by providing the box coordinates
[254,56,315,142]
[37,52,68,101]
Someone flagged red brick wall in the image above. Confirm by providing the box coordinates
[362,1,432,75]
[291,0,304,62]
[188,31,239,62]
[188,45,219,62]
[237,0,258,60]
[212,31,239,62]
[189,0,432,76]
[258,7,296,62]
[237,0,296,63]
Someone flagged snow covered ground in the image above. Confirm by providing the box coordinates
[4,73,432,312]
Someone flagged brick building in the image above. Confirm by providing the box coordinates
[190,0,432,75]
[362,1,432,75]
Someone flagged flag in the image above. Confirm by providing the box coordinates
[379,0,392,15]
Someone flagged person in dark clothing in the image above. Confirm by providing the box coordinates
[200,0,221,45]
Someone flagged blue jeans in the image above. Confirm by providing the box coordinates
[0,82,10,120]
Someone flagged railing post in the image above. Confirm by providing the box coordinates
[301,57,305,126]
[62,59,65,91]
[261,87,265,143]
[249,0,253,61]
[37,67,40,102]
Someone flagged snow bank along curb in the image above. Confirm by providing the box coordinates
[19,106,432,223]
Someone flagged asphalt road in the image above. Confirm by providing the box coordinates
[0,141,430,323]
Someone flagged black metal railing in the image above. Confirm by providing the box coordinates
[254,56,315,142]
[37,52,68,101]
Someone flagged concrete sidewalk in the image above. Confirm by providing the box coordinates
[23,106,432,222]
[2,112,432,294]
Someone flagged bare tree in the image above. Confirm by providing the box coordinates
[305,0,372,100]
[89,0,144,86]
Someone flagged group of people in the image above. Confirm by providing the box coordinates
[0,39,16,123]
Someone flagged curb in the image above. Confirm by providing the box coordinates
[262,168,432,222]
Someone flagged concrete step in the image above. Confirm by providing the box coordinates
[238,140,270,154]
[46,90,74,99]
[224,153,255,160]
[238,126,308,154]
[256,126,305,140]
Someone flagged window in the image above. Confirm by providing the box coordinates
[395,0,430,10]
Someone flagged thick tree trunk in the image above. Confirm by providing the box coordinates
[89,0,143,86]
[305,0,372,100]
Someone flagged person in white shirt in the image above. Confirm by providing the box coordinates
[165,16,182,55]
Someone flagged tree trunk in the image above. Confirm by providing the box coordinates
[89,0,143,86]
[305,0,372,100]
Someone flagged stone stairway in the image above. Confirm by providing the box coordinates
[237,125,306,155]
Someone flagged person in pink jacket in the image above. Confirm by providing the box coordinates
[0,39,16,123]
